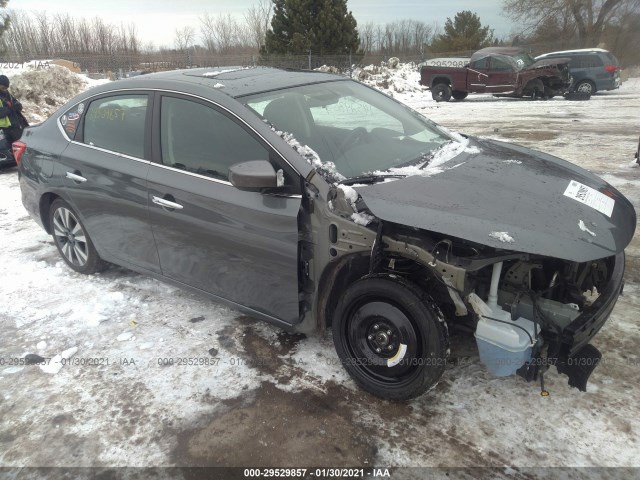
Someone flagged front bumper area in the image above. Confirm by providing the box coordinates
[518,252,625,391]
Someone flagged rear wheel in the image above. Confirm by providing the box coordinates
[332,276,449,400]
[49,198,106,274]
[451,90,468,101]
[431,83,452,102]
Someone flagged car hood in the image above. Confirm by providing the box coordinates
[355,138,636,262]
[528,57,571,69]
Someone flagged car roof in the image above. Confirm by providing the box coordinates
[537,48,610,58]
[94,66,347,99]
[470,47,525,62]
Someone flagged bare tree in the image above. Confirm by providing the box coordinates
[503,0,639,47]
[199,12,217,52]
[244,0,272,50]
[358,21,375,53]
[174,25,195,52]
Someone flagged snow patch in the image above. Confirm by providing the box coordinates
[213,83,225,89]
[201,68,246,77]
[489,231,515,243]
[502,159,523,165]
[351,212,375,226]
[578,219,597,237]
[117,332,134,342]
[273,128,345,182]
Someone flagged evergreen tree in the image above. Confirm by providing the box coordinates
[263,0,359,55]
[431,11,494,53]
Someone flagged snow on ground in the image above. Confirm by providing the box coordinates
[0,63,639,472]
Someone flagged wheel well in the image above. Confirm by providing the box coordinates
[431,77,451,88]
[317,254,370,330]
[39,193,60,234]
[316,252,449,331]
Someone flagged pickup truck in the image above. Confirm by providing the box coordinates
[419,47,572,102]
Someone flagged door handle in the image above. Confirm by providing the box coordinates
[66,171,87,183]
[152,196,184,210]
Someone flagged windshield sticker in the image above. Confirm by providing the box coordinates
[564,181,614,217]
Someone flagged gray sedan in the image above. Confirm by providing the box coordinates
[16,67,636,399]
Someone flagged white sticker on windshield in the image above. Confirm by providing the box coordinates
[563,180,614,217]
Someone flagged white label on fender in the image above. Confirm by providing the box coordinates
[563,180,614,217]
[387,343,408,368]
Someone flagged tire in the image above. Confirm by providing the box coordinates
[431,83,452,102]
[332,276,449,400]
[575,80,596,95]
[524,79,544,100]
[451,90,468,101]
[49,198,106,274]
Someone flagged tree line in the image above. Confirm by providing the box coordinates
[0,0,638,67]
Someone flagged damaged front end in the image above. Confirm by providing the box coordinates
[324,174,630,394]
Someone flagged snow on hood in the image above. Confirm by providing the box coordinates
[373,138,480,179]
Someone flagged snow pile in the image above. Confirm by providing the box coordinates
[9,66,90,124]
[352,61,423,96]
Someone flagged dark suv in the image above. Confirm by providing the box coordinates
[536,48,621,95]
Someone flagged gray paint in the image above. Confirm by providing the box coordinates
[357,138,636,262]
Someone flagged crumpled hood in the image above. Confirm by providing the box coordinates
[528,57,571,69]
[356,138,636,262]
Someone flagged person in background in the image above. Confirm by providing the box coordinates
[0,74,28,144]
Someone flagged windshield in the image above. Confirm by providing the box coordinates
[511,52,536,70]
[242,80,451,180]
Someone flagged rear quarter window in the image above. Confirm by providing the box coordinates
[59,102,86,139]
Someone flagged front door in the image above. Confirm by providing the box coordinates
[146,94,302,324]
[486,57,518,93]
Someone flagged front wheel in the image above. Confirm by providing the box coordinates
[49,198,106,274]
[332,276,449,400]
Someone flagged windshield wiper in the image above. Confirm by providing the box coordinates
[339,174,406,186]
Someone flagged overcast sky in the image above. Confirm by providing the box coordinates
[14,0,513,48]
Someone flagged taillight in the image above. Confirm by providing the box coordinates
[604,65,617,73]
[12,141,26,164]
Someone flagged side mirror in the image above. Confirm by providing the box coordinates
[228,160,278,192]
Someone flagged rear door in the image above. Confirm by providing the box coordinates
[57,92,161,273]
[146,93,302,324]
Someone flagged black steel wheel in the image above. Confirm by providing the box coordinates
[431,84,452,102]
[49,198,105,274]
[332,276,449,400]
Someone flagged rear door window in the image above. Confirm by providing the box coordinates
[83,95,149,158]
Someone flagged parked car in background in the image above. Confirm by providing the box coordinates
[536,48,621,95]
[419,47,572,101]
[16,67,636,400]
